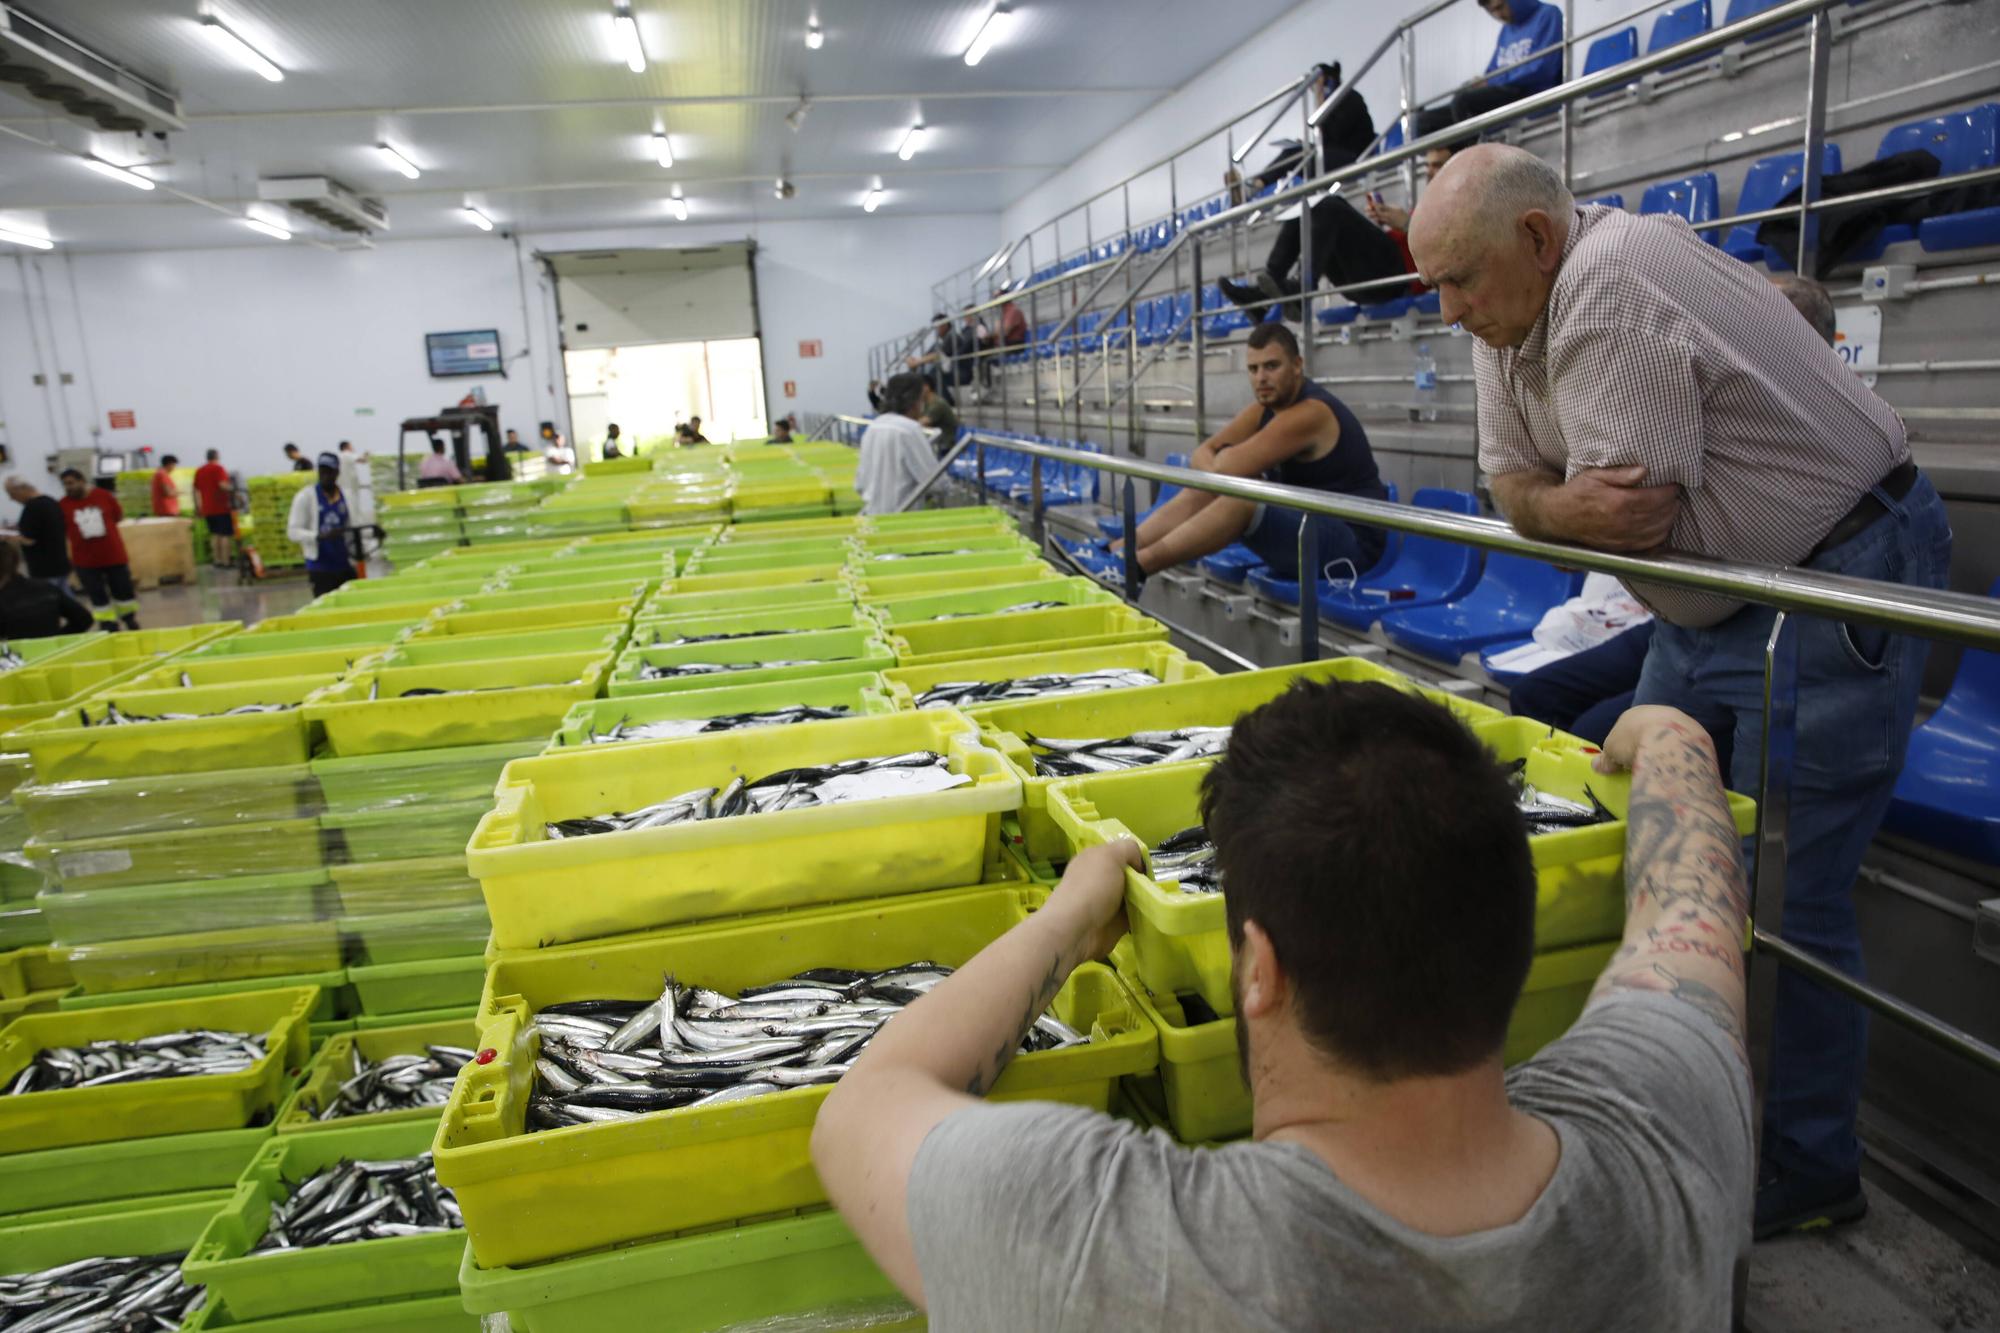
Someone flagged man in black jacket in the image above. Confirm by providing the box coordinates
[5,477,72,590]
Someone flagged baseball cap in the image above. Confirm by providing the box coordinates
[316,451,340,470]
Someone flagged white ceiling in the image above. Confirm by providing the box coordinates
[0,0,1304,252]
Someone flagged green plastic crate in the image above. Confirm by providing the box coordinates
[27,815,325,891]
[309,740,541,811]
[0,633,92,670]
[860,574,1122,626]
[468,709,1022,950]
[854,530,1037,559]
[608,626,895,698]
[276,600,464,630]
[273,1017,479,1133]
[326,857,483,916]
[340,903,490,966]
[0,946,69,1028]
[632,601,867,644]
[548,672,894,750]
[121,648,368,690]
[12,758,318,843]
[714,516,861,543]
[348,955,484,1016]
[0,986,316,1152]
[306,652,613,756]
[0,1124,271,1217]
[450,579,653,617]
[185,1292,480,1332]
[413,601,634,638]
[351,1006,475,1032]
[311,576,491,607]
[367,622,627,668]
[883,641,1216,713]
[979,656,1459,865]
[886,602,1167,667]
[863,507,1014,534]
[184,1119,466,1319]
[845,561,1063,601]
[638,582,852,622]
[196,623,414,659]
[11,675,337,782]
[322,799,491,864]
[1113,942,1619,1142]
[847,549,1048,584]
[0,1193,223,1312]
[63,921,342,995]
[27,621,241,668]
[680,539,853,575]
[497,560,665,593]
[57,969,355,1022]
[456,1208,910,1333]
[0,903,49,950]
[36,870,332,946]
[442,885,1156,1267]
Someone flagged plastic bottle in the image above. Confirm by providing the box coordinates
[1413,342,1439,423]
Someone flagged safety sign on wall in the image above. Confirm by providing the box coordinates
[107,410,136,429]
[783,380,797,398]
[798,340,822,358]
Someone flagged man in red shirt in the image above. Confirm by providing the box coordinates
[192,448,235,569]
[150,454,181,517]
[58,468,139,630]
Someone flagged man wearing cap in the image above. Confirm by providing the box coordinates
[287,451,357,596]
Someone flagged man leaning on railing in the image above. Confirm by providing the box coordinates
[1410,144,1953,1241]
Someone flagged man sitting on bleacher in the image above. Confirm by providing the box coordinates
[814,684,1753,1329]
[1115,322,1388,584]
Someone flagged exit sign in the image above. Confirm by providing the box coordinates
[798,340,822,358]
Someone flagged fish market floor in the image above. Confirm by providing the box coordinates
[132,569,321,628]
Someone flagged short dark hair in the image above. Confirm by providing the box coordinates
[1200,680,1537,1080]
[161,454,178,467]
[1769,273,1837,348]
[880,372,927,416]
[283,443,298,453]
[59,467,83,481]
[1245,322,1300,358]
[206,449,220,461]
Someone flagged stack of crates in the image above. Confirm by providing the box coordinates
[245,472,314,567]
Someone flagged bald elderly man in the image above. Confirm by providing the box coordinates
[1409,145,1951,1241]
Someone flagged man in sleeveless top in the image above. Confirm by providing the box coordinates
[1123,322,1388,583]
[813,684,1752,1329]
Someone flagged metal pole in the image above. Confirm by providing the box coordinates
[1558,0,1575,186]
[1030,454,1045,544]
[1399,28,1420,210]
[1123,182,1138,457]
[1191,243,1208,440]
[1748,612,1798,1150]
[1298,517,1320,663]
[1298,79,1317,379]
[1797,13,1832,274]
[1027,234,1043,438]
[1121,477,1140,600]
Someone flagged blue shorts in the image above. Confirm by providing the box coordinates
[1242,503,1385,581]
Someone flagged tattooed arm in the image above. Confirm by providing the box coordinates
[1586,705,1750,1065]
[813,838,1140,1306]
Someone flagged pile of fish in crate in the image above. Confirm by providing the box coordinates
[0,453,1732,1330]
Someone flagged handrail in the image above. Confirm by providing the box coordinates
[830,418,2000,647]
[1312,0,1467,128]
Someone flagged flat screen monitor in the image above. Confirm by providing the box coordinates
[426,329,504,378]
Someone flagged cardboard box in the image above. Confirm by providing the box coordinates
[121,517,196,589]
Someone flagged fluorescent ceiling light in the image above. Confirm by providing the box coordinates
[200,14,283,81]
[806,19,824,49]
[83,156,155,191]
[963,4,1013,67]
[652,132,674,168]
[774,178,787,199]
[862,187,883,214]
[0,226,53,250]
[668,193,687,221]
[463,207,493,231]
[612,2,646,73]
[242,216,291,240]
[377,143,420,179]
[897,123,926,161]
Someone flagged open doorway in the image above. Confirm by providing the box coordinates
[564,339,767,457]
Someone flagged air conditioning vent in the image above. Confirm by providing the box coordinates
[0,3,183,133]
[257,176,392,234]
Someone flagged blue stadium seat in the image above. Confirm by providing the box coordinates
[1315,302,1360,325]
[1096,453,1190,539]
[1881,580,2000,863]
[1171,291,1195,342]
[1378,555,1586,664]
[1207,288,1252,337]
[1641,172,1722,245]
[1723,147,1842,267]
[1849,103,1999,261]
[1316,488,1482,631]
[1583,27,1639,95]
[1199,543,1266,586]
[1586,193,1626,209]
[1245,483,1401,607]
[1478,638,1537,684]
[1361,294,1416,320]
[1724,0,1808,43]
[1648,0,1712,73]
[1373,123,1403,156]
[1412,291,1442,316]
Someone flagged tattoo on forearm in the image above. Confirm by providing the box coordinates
[964,950,1067,1097]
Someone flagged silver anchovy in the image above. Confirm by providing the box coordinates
[5,1030,267,1096]
[915,668,1159,709]
[0,1253,204,1331]
[307,1044,473,1121]
[254,1154,461,1252]
[1029,725,1232,777]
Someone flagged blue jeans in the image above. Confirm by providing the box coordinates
[1634,473,1953,1184]
[1242,505,1385,581]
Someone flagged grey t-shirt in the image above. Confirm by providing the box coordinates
[909,992,1752,1331]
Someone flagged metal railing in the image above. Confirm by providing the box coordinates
[826,414,2000,1095]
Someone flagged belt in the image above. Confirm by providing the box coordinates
[1806,460,1919,562]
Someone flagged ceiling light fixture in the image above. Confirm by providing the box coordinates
[83,156,155,190]
[242,216,291,240]
[785,97,811,132]
[862,186,883,214]
[200,14,284,82]
[962,3,1013,67]
[652,132,674,168]
[806,17,824,49]
[897,122,926,161]
[774,178,792,199]
[376,142,420,179]
[669,190,687,221]
[463,206,494,231]
[0,225,54,250]
[612,2,646,74]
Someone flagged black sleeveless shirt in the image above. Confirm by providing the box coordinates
[1257,379,1386,501]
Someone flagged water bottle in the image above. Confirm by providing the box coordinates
[1413,342,1439,423]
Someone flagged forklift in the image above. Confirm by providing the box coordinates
[396,404,510,490]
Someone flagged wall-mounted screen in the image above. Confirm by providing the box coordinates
[426,329,504,378]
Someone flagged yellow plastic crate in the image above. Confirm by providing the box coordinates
[887,602,1168,667]
[854,530,1038,559]
[438,885,1157,1267]
[273,1017,479,1132]
[632,602,866,645]
[369,623,629,668]
[980,656,1483,864]
[884,642,1216,712]
[63,921,343,995]
[864,507,1015,534]
[468,709,1022,949]
[306,651,614,756]
[846,561,1064,600]
[11,675,337,782]
[680,541,854,576]
[667,564,847,596]
[120,648,367,690]
[715,516,863,543]
[414,600,638,638]
[283,599,465,628]
[549,672,896,751]
[638,582,852,622]
[450,579,654,618]
[608,627,896,699]
[0,986,316,1153]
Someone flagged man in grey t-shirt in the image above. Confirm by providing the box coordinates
[813,682,1753,1329]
